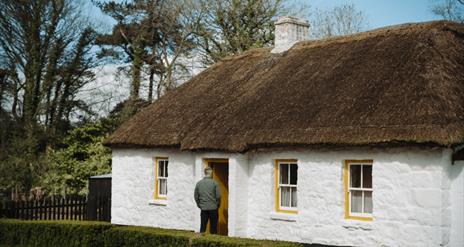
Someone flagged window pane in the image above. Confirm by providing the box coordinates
[350,165,361,188]
[362,165,372,188]
[364,191,373,213]
[280,164,289,184]
[291,187,297,207]
[290,164,298,185]
[158,162,164,177]
[165,161,169,177]
[280,186,290,207]
[351,190,362,213]
[159,179,167,195]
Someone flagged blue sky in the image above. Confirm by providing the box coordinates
[91,0,444,33]
[307,0,441,29]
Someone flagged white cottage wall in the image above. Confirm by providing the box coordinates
[450,160,464,247]
[246,147,454,247]
[112,149,249,235]
[229,154,249,237]
[111,148,197,231]
[111,147,460,246]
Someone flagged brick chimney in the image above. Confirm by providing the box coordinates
[271,16,310,53]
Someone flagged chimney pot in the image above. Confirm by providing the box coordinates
[272,16,309,53]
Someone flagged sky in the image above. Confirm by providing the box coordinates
[90,0,444,33]
[307,0,441,29]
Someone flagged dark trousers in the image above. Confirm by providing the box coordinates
[200,209,218,234]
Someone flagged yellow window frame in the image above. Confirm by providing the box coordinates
[154,157,169,200]
[344,159,373,221]
[275,159,298,214]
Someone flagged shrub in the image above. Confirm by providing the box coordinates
[192,234,303,247]
[0,219,111,247]
[103,226,192,247]
[0,219,304,247]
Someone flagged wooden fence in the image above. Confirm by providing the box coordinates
[0,195,110,222]
[1,196,87,220]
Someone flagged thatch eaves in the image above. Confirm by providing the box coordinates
[105,21,464,152]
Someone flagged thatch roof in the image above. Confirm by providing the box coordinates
[105,21,464,152]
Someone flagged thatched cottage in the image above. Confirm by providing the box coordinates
[105,17,464,247]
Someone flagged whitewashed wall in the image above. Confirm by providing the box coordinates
[111,149,247,235]
[450,161,464,247]
[111,148,196,230]
[111,147,463,247]
[246,147,459,247]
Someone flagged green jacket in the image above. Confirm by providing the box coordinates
[194,177,221,210]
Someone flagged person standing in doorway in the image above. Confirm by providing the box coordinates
[194,166,221,234]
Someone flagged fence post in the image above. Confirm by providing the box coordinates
[83,197,87,220]
[18,201,22,219]
[71,196,76,220]
[57,198,61,220]
[45,198,49,220]
[25,200,30,220]
[52,197,56,220]
[66,197,70,220]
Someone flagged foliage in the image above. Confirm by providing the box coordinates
[0,0,96,136]
[194,0,284,65]
[41,121,112,196]
[0,0,97,195]
[0,219,304,247]
[0,133,46,196]
[431,0,464,23]
[40,98,149,196]
[103,226,192,247]
[95,0,201,100]
[0,219,111,247]
[310,2,368,39]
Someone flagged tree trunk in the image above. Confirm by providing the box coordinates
[156,74,164,99]
[0,73,5,110]
[130,38,143,99]
[148,66,155,101]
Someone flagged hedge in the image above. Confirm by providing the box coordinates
[0,219,303,247]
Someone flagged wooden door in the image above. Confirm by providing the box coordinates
[209,161,228,235]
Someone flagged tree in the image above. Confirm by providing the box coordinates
[310,2,368,39]
[431,0,464,23]
[41,98,149,196]
[96,0,201,100]
[0,0,96,137]
[0,0,96,195]
[194,0,284,64]
[42,121,111,195]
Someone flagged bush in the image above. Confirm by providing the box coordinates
[0,219,111,247]
[0,219,304,247]
[191,234,303,247]
[103,226,192,247]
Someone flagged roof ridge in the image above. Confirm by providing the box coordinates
[292,20,459,50]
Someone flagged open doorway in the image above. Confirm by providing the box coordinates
[205,159,228,236]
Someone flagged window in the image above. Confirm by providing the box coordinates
[155,157,168,200]
[344,160,373,221]
[275,159,298,214]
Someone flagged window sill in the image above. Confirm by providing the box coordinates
[269,212,297,222]
[345,214,373,222]
[148,199,168,206]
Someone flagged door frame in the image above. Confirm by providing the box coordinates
[203,158,229,235]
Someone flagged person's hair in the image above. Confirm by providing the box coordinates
[204,166,213,177]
